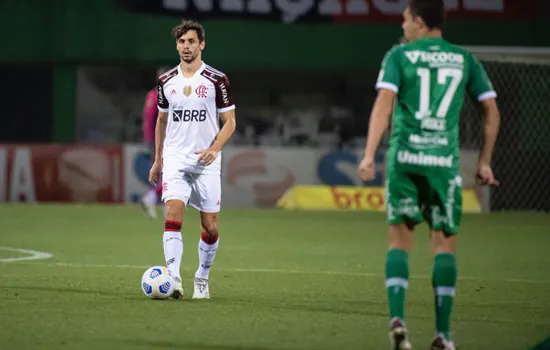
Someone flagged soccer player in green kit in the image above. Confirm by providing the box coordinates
[358,0,501,349]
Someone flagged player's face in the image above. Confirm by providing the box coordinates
[176,30,205,64]
[402,7,421,42]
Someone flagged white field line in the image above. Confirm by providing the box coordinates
[4,260,550,285]
[0,247,53,263]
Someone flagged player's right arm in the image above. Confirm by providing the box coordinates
[153,111,168,165]
[149,113,168,185]
[149,79,170,185]
[467,53,500,186]
[358,47,401,181]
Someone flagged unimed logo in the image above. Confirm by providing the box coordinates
[331,187,385,210]
[397,150,453,168]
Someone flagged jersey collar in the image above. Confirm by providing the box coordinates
[178,61,206,80]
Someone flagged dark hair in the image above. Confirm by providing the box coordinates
[171,20,205,42]
[408,0,445,30]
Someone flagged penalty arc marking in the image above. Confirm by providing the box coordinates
[0,247,53,263]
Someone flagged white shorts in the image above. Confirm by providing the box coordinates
[161,168,221,213]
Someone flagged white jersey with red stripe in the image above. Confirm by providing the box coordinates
[157,62,235,175]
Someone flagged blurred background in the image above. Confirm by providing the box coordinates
[2,3,550,349]
[1,0,549,212]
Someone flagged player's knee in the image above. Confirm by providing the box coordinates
[388,223,414,251]
[165,200,184,221]
[430,230,457,255]
[202,222,218,237]
[200,215,218,237]
[165,207,179,220]
[200,222,219,245]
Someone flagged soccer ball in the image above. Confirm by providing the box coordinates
[141,266,175,299]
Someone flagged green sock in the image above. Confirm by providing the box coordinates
[432,253,457,340]
[385,249,409,321]
[530,336,550,350]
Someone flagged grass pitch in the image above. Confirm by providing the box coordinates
[0,205,549,350]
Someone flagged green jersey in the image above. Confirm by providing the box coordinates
[377,37,496,173]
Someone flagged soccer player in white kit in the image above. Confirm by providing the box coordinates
[148,20,236,300]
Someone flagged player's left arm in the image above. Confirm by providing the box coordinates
[211,108,236,152]
[196,74,236,166]
[478,97,500,186]
[196,109,236,165]
[467,53,500,185]
[358,46,401,181]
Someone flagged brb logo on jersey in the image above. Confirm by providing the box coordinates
[195,84,208,98]
[173,109,207,122]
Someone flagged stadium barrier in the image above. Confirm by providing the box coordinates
[276,185,482,213]
[0,144,122,203]
[0,144,485,210]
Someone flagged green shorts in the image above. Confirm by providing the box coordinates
[385,169,463,234]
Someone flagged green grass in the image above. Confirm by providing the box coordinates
[0,204,549,350]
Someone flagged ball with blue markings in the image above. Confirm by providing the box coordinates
[141,266,176,299]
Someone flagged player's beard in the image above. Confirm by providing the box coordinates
[181,52,199,64]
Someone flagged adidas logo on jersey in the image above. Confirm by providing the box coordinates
[405,51,464,65]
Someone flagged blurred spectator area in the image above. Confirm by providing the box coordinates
[0,65,54,143]
[76,67,378,149]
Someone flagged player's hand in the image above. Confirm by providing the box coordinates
[477,163,499,186]
[149,161,162,185]
[195,148,219,166]
[357,155,376,181]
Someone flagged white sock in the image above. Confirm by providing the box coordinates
[195,236,219,280]
[163,230,183,280]
[144,189,158,206]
